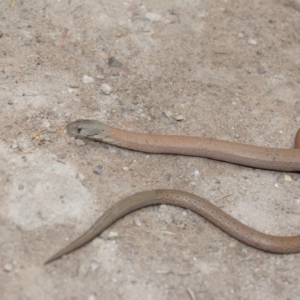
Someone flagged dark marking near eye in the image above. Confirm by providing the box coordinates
[77,127,82,134]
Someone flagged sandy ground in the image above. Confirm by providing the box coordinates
[1,0,300,299]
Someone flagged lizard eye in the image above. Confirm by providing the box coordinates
[77,127,82,134]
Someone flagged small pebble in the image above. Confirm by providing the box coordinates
[78,173,85,181]
[7,99,13,105]
[82,75,94,84]
[69,83,79,88]
[93,165,103,175]
[175,115,184,121]
[42,119,50,128]
[156,270,171,275]
[238,32,244,38]
[163,110,173,119]
[145,12,162,22]
[257,67,266,74]
[100,83,112,95]
[284,174,292,182]
[194,170,200,176]
[114,97,122,105]
[134,218,142,227]
[108,57,123,68]
[166,173,172,181]
[108,231,119,238]
[123,166,129,171]
[3,263,13,272]
[109,148,117,154]
[90,262,99,271]
[75,139,86,146]
[248,39,257,45]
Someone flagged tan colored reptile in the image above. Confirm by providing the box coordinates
[45,120,300,264]
[67,120,300,171]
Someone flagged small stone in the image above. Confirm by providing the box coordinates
[109,148,117,154]
[238,32,244,38]
[134,218,142,227]
[175,115,184,121]
[248,39,257,45]
[42,119,50,128]
[100,83,112,95]
[3,263,13,272]
[93,165,103,175]
[78,173,85,181]
[163,110,173,119]
[69,83,79,88]
[88,294,96,300]
[123,166,129,171]
[108,231,118,238]
[145,12,162,22]
[257,67,266,74]
[114,97,122,105]
[108,57,123,68]
[7,99,13,105]
[156,269,171,275]
[194,170,200,177]
[90,262,99,271]
[284,174,292,182]
[82,75,95,84]
[75,139,86,146]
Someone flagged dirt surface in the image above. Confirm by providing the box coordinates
[1,0,300,299]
